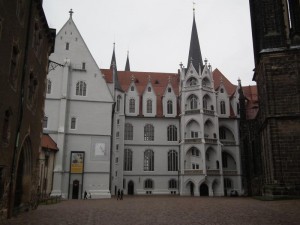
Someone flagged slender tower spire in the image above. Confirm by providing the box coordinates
[187,6,203,74]
[110,43,123,91]
[125,51,131,72]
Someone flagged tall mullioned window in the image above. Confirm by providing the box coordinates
[116,95,121,112]
[167,125,177,141]
[168,150,178,171]
[144,149,154,171]
[220,101,226,114]
[144,179,153,189]
[144,124,154,141]
[124,123,133,140]
[167,100,173,114]
[189,94,198,110]
[146,99,152,113]
[129,99,135,113]
[76,81,87,96]
[169,179,177,189]
[124,149,133,171]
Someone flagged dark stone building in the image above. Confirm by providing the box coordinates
[0,0,55,219]
[247,0,300,197]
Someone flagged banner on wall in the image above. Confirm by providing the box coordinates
[70,152,84,174]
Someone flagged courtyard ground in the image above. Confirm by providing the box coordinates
[3,196,300,225]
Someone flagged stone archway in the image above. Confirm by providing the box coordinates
[199,183,209,196]
[14,137,33,209]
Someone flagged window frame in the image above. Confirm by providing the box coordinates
[124,149,133,171]
[144,149,154,171]
[70,117,77,130]
[167,100,173,114]
[220,101,226,114]
[76,81,87,96]
[167,125,177,141]
[146,99,152,113]
[124,123,133,140]
[168,150,178,171]
[144,179,153,189]
[129,98,135,113]
[144,124,154,141]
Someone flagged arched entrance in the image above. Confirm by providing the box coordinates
[200,183,209,196]
[14,137,32,209]
[189,182,194,196]
[128,181,134,195]
[14,151,24,207]
[72,180,80,199]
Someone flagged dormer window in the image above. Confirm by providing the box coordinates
[220,88,224,93]
[66,42,69,50]
[129,99,135,113]
[220,101,226,114]
[168,87,171,93]
[167,100,173,114]
[148,87,151,92]
[131,86,134,91]
[147,99,152,113]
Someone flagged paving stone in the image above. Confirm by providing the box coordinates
[2,196,300,225]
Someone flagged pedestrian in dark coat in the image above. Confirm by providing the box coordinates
[84,190,88,199]
[117,189,121,200]
[120,190,123,200]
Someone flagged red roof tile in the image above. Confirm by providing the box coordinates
[102,68,258,119]
[41,134,58,151]
[101,69,179,117]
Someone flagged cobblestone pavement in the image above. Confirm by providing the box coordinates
[3,196,300,225]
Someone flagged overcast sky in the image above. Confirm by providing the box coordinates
[43,0,255,86]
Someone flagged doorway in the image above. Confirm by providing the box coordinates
[128,181,134,195]
[189,182,194,196]
[200,183,209,196]
[72,180,80,199]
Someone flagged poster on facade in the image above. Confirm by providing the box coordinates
[94,143,105,156]
[70,152,84,174]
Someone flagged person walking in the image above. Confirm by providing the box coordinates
[120,190,123,200]
[84,190,87,200]
[117,189,121,200]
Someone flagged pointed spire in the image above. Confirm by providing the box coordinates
[110,43,123,92]
[125,51,131,71]
[110,43,117,70]
[187,7,203,74]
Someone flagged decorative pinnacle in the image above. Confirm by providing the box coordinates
[204,58,208,65]
[168,76,171,83]
[69,9,74,18]
[193,2,196,14]
[130,75,135,81]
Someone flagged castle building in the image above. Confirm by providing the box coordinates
[247,0,300,197]
[44,10,113,199]
[103,10,257,197]
[0,0,55,218]
[44,10,257,199]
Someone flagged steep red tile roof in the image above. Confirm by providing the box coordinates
[101,69,179,117]
[213,68,237,96]
[41,134,59,151]
[102,68,258,119]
